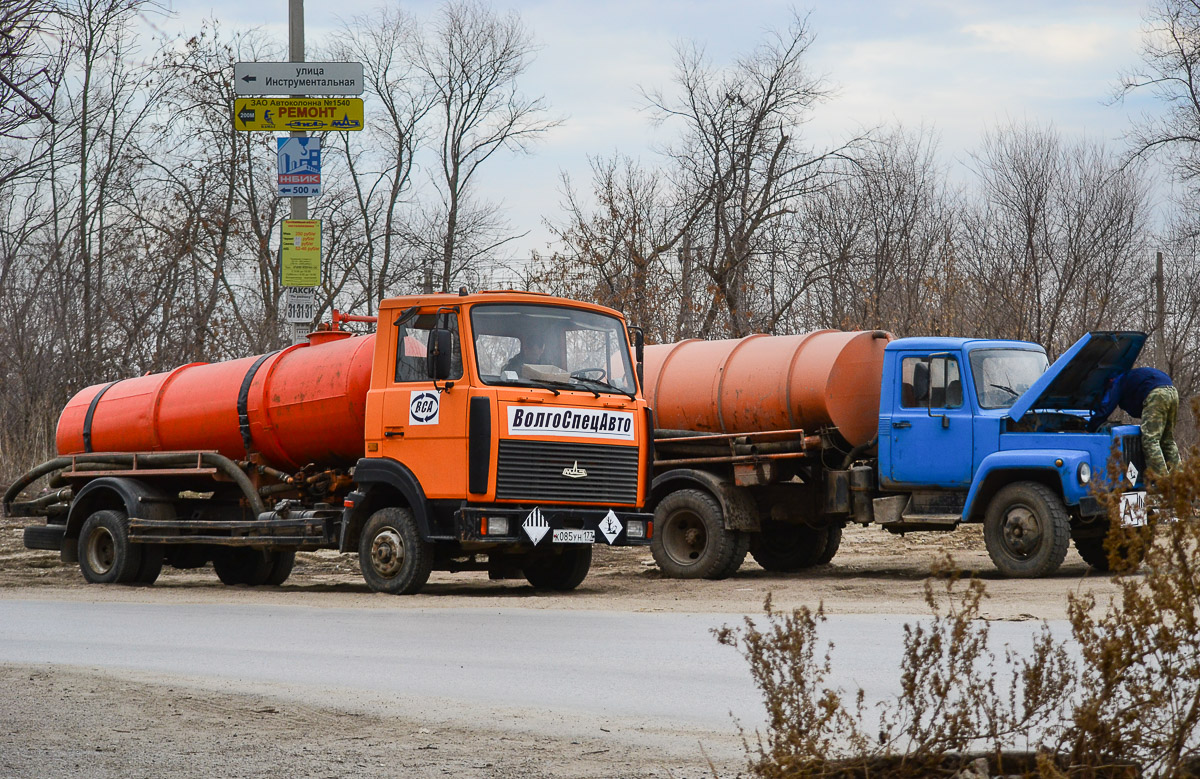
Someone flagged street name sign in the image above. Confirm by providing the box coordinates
[277,137,321,197]
[234,98,364,132]
[235,61,364,96]
[280,220,322,287]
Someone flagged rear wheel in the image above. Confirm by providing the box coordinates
[1074,525,1147,573]
[524,546,592,590]
[651,489,747,579]
[134,544,164,585]
[749,520,841,572]
[213,547,275,585]
[983,482,1071,578]
[264,549,297,585]
[78,510,143,584]
[358,508,433,594]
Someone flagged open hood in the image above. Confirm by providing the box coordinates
[1005,331,1147,420]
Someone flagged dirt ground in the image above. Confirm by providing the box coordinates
[0,514,1132,778]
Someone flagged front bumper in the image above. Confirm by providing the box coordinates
[457,506,653,546]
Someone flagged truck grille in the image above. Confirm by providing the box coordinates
[1121,434,1145,475]
[495,440,639,504]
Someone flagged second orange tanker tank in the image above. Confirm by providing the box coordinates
[643,330,892,447]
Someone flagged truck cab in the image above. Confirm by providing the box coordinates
[874,331,1147,576]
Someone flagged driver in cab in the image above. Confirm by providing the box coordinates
[503,332,548,377]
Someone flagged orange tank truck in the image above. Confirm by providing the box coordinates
[8,291,654,594]
[642,330,893,579]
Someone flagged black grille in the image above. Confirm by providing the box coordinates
[1121,434,1145,475]
[496,440,639,504]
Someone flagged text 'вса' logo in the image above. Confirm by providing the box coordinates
[409,391,439,424]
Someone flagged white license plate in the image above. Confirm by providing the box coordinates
[1120,491,1147,527]
[552,528,595,544]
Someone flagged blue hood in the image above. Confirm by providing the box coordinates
[1005,331,1147,420]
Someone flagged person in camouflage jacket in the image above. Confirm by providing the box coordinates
[1088,367,1181,476]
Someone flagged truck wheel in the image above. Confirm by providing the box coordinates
[524,546,592,591]
[651,489,747,580]
[1074,527,1146,573]
[134,544,164,585]
[983,482,1071,578]
[749,520,839,572]
[78,509,143,584]
[358,508,433,595]
[265,550,297,585]
[213,548,275,586]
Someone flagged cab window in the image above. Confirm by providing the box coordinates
[900,356,963,409]
[394,312,463,383]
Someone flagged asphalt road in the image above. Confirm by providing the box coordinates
[0,600,1068,751]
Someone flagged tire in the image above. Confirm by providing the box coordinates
[77,510,143,584]
[134,544,164,585]
[1074,527,1147,573]
[23,523,66,551]
[749,520,841,572]
[650,489,747,580]
[358,507,433,594]
[213,547,275,586]
[524,546,592,590]
[983,482,1071,578]
[264,549,297,586]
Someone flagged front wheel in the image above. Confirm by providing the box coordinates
[358,508,433,594]
[650,489,748,579]
[78,510,143,584]
[524,546,592,590]
[983,482,1071,578]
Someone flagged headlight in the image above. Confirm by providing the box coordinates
[483,516,509,536]
[625,520,646,539]
[1078,462,1092,485]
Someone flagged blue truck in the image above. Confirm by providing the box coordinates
[647,330,1149,579]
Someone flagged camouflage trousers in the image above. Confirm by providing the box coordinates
[1142,385,1181,476]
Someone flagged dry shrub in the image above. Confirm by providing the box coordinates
[720,452,1200,777]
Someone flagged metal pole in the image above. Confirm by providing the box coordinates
[288,0,307,344]
[1156,250,1165,367]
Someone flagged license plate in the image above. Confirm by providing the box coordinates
[1119,491,1147,527]
[552,528,595,544]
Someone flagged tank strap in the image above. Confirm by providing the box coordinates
[82,380,121,453]
[238,351,280,455]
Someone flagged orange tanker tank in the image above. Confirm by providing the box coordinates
[56,330,376,471]
[643,330,892,447]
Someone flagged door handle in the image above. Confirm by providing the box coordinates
[892,421,911,429]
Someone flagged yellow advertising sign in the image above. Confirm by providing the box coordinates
[234,98,364,132]
[281,220,321,287]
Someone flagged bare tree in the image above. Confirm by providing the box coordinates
[1116,0,1200,182]
[644,12,859,337]
[418,0,558,293]
[0,0,60,135]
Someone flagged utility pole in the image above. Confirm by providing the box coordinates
[289,0,307,344]
[1155,250,1165,368]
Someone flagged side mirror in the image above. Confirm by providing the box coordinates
[629,326,645,387]
[427,329,453,381]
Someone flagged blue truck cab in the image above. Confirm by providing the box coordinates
[872,330,1147,577]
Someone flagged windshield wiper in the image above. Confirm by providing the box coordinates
[991,383,1019,397]
[492,378,561,395]
[572,376,636,401]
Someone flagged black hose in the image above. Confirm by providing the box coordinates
[5,452,266,516]
[840,435,879,470]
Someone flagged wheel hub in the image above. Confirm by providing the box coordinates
[1001,506,1041,557]
[85,526,115,575]
[369,529,405,577]
[662,513,706,563]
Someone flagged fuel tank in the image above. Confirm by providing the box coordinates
[56,330,375,470]
[644,330,892,447]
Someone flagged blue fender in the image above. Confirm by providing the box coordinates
[963,449,1091,521]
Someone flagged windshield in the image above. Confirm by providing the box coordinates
[470,303,637,396]
[969,348,1049,409]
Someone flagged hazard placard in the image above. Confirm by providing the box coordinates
[234,98,364,132]
[280,220,321,287]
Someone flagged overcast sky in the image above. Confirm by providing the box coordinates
[159,0,1158,259]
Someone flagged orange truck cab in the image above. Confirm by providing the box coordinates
[7,290,653,595]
